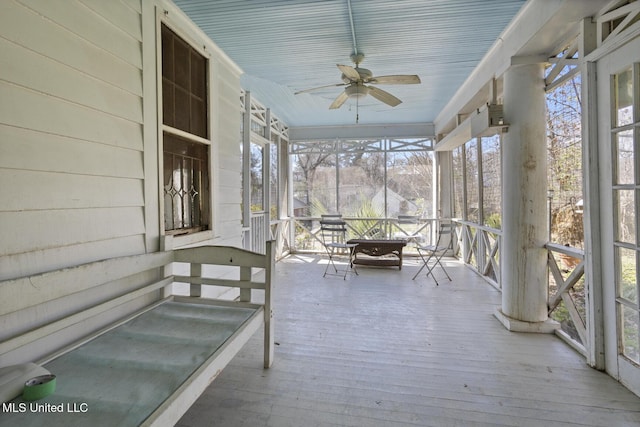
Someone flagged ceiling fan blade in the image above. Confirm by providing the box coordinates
[369,75,421,85]
[337,64,361,81]
[367,86,402,107]
[294,83,346,95]
[329,91,349,109]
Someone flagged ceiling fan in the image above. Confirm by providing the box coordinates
[294,53,421,110]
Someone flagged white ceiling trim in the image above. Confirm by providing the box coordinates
[289,123,434,142]
[434,0,606,138]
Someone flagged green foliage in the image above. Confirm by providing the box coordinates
[550,300,570,323]
[347,196,381,217]
[347,197,384,239]
[485,213,501,229]
[309,198,329,217]
[620,255,638,302]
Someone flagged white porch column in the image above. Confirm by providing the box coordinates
[494,62,559,333]
[436,151,453,220]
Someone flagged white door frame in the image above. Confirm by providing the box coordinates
[596,35,640,397]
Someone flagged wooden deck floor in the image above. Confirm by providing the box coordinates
[178,255,640,427]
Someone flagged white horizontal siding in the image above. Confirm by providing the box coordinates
[0,170,144,211]
[1,0,249,278]
[0,38,142,122]
[0,82,142,149]
[19,0,143,68]
[219,168,241,209]
[0,125,143,178]
[216,201,243,242]
[81,0,143,41]
[0,0,145,279]
[218,171,243,204]
[121,0,142,15]
[218,107,241,147]
[214,58,243,244]
[218,204,243,226]
[0,236,146,282]
[0,1,142,95]
[0,207,145,256]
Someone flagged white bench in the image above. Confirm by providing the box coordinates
[0,242,274,426]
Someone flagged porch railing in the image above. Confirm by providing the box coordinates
[243,214,292,260]
[546,242,586,355]
[455,220,502,289]
[443,221,587,354]
[243,212,267,254]
[270,218,292,260]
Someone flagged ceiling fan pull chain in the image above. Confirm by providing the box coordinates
[356,86,359,124]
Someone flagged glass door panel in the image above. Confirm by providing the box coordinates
[615,189,636,243]
[616,246,638,304]
[615,68,634,127]
[616,130,635,185]
[621,304,640,363]
[611,64,640,368]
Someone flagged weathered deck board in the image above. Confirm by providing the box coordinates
[178,256,640,427]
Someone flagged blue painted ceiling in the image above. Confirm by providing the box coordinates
[173,0,528,127]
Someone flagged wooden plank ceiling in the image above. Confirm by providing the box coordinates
[173,0,527,127]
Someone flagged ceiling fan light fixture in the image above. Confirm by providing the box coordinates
[345,84,369,98]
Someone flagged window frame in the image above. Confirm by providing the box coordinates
[158,18,213,241]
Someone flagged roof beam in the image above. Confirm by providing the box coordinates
[289,123,434,142]
[434,0,604,137]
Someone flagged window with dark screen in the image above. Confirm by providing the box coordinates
[161,24,210,234]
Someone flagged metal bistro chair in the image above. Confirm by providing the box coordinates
[319,219,359,279]
[412,221,454,285]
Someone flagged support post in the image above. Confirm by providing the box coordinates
[580,18,605,369]
[242,92,252,250]
[264,108,272,252]
[264,240,275,368]
[190,263,202,297]
[436,151,454,219]
[495,62,559,333]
